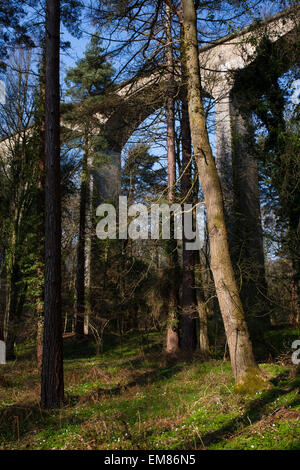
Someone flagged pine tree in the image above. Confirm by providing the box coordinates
[64,35,115,337]
[65,35,114,101]
[41,0,64,409]
[0,0,35,69]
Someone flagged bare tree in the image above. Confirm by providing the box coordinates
[165,4,180,354]
[180,0,266,388]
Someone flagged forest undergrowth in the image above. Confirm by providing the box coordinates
[0,330,299,450]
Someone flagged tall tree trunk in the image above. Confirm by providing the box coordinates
[291,260,300,326]
[165,4,180,354]
[5,239,18,360]
[75,134,89,338]
[182,0,266,389]
[5,210,20,360]
[41,0,64,409]
[180,72,197,352]
[36,49,46,372]
[194,250,210,357]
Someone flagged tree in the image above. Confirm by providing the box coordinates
[41,0,64,409]
[165,4,180,354]
[90,0,272,364]
[39,0,85,407]
[122,144,166,202]
[34,47,46,371]
[179,12,198,353]
[181,0,266,388]
[0,49,39,358]
[0,0,35,70]
[64,34,115,337]
[26,0,85,366]
[255,70,300,323]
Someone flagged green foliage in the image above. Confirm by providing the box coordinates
[61,0,84,40]
[0,0,36,69]
[65,35,115,101]
[264,328,300,354]
[0,333,299,450]
[253,67,300,321]
[63,34,116,169]
[0,48,86,342]
[256,74,300,256]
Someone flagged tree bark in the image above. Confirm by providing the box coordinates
[75,134,89,337]
[194,250,210,357]
[36,49,46,372]
[5,247,18,360]
[5,211,20,361]
[180,74,197,352]
[182,0,265,388]
[165,4,180,354]
[41,0,64,409]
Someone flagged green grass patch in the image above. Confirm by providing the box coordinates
[0,331,299,450]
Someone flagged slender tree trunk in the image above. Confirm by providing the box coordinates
[5,211,20,360]
[197,289,209,356]
[41,0,64,409]
[75,134,89,337]
[5,260,18,360]
[36,49,46,371]
[291,261,300,325]
[36,316,43,370]
[194,250,210,357]
[180,73,197,352]
[165,5,180,354]
[182,0,265,388]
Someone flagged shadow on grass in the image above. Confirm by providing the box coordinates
[68,361,184,403]
[0,354,183,447]
[63,338,98,360]
[191,374,300,449]
[63,331,162,361]
[0,401,45,445]
[0,400,92,448]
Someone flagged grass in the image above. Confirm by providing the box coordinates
[0,330,299,450]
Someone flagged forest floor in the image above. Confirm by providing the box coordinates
[0,330,299,450]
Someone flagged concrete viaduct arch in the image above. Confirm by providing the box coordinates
[1,7,298,208]
[87,6,299,334]
[0,6,298,334]
[93,6,299,206]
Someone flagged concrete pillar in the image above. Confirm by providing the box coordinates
[214,91,270,347]
[93,146,121,203]
[81,146,121,336]
[214,94,235,246]
[230,94,265,271]
[230,95,270,338]
[214,92,265,272]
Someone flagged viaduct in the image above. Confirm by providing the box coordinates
[0,6,299,336]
